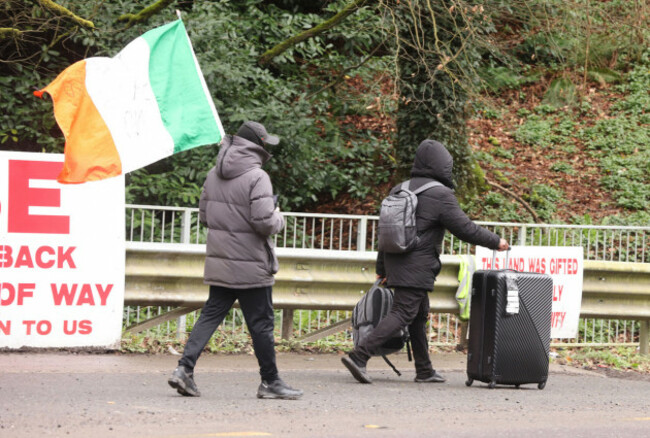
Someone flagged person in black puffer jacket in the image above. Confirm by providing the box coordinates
[342,139,509,384]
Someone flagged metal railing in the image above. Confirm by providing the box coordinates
[123,205,650,350]
[122,242,650,352]
[124,305,643,349]
[125,205,649,262]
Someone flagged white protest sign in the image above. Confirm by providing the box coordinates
[475,246,584,338]
[0,151,125,348]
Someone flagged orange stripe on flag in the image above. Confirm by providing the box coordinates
[35,60,122,184]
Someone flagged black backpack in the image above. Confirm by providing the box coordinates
[352,279,412,375]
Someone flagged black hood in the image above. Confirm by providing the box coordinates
[410,140,455,189]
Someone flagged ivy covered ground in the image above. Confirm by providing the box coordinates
[310,54,650,226]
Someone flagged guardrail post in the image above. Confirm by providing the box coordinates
[457,321,469,351]
[518,225,527,246]
[180,209,192,244]
[281,309,294,340]
[176,315,187,341]
[640,320,649,355]
[357,217,367,252]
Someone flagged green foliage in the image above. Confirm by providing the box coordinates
[514,115,554,148]
[555,347,650,373]
[526,184,564,222]
[505,0,649,70]
[479,66,543,94]
[587,67,622,86]
[612,51,650,116]
[491,146,513,159]
[543,77,577,108]
[3,0,649,221]
[480,66,523,92]
[462,192,528,223]
[550,161,575,175]
[577,60,650,212]
[2,0,394,210]
[600,211,650,227]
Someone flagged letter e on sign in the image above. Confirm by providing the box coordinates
[8,160,69,234]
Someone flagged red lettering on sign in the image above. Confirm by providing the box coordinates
[51,283,114,306]
[23,320,35,335]
[63,320,93,335]
[551,312,566,328]
[79,320,92,335]
[553,285,564,301]
[527,257,547,274]
[57,246,76,269]
[508,257,525,271]
[36,320,52,335]
[23,320,53,335]
[51,283,77,305]
[0,283,35,305]
[76,284,94,305]
[8,160,69,234]
[15,245,34,268]
[550,258,580,275]
[0,245,76,269]
[0,320,10,335]
[97,284,113,305]
[35,246,56,268]
[0,245,13,268]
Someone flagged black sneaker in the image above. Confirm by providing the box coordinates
[168,367,201,396]
[414,370,446,383]
[257,379,303,400]
[341,354,372,384]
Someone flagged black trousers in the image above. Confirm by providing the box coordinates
[355,286,434,378]
[179,285,279,382]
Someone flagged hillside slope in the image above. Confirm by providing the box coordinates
[309,67,649,226]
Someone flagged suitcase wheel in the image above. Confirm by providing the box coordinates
[538,381,546,390]
[465,378,473,387]
[488,380,496,389]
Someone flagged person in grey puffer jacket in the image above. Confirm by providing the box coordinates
[342,139,509,384]
[168,121,303,400]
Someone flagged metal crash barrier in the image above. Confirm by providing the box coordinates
[124,242,650,353]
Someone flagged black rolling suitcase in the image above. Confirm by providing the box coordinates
[466,250,553,389]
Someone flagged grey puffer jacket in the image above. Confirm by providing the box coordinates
[377,140,501,290]
[199,135,284,288]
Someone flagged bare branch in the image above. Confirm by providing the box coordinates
[485,178,542,224]
[117,0,175,30]
[34,0,95,30]
[259,0,368,67]
[305,40,386,100]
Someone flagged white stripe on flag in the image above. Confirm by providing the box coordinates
[84,38,175,173]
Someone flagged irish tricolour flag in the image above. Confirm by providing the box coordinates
[35,19,224,184]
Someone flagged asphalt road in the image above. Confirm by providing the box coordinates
[1,351,648,438]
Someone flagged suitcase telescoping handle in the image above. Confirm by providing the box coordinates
[491,249,510,270]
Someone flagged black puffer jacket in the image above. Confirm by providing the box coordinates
[377,140,501,290]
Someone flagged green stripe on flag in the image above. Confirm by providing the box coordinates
[142,20,221,153]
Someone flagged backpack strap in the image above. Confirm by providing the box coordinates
[381,355,402,376]
[403,179,444,195]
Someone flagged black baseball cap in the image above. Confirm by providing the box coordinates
[236,121,280,147]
